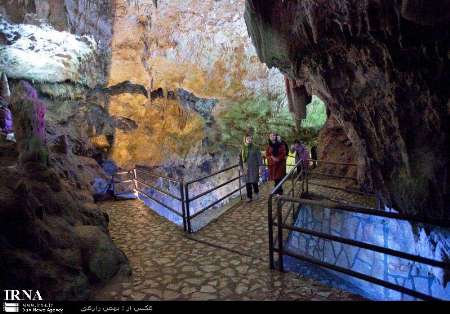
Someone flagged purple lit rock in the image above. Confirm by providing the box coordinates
[10,81,48,165]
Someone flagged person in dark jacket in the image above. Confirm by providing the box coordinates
[266,132,287,195]
[277,134,289,157]
[239,134,263,202]
[276,134,288,178]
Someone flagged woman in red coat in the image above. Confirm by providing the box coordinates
[266,132,287,195]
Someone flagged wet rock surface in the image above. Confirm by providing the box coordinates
[244,0,450,218]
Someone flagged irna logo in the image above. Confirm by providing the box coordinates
[4,290,43,301]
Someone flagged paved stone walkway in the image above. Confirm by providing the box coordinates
[94,180,367,301]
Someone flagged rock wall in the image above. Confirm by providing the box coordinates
[317,115,357,181]
[244,0,450,218]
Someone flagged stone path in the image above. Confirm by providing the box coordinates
[94,180,367,301]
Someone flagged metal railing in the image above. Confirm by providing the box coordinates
[134,165,186,228]
[268,160,450,301]
[268,158,307,269]
[131,159,302,233]
[110,170,136,200]
[184,164,245,233]
[132,164,245,233]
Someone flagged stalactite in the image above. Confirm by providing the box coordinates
[1,73,11,99]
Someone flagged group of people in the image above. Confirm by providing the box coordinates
[239,132,311,203]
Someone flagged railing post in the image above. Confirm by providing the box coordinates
[238,168,243,201]
[184,183,192,233]
[112,174,116,199]
[277,197,284,272]
[133,168,138,193]
[180,180,187,232]
[301,165,305,194]
[376,193,382,210]
[291,168,295,222]
[306,163,309,194]
[268,195,275,269]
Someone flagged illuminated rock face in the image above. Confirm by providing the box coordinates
[244,0,450,218]
[107,0,286,169]
[108,94,205,169]
[110,0,284,99]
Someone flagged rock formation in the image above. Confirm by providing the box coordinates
[106,0,287,170]
[0,79,130,300]
[245,0,450,218]
[0,1,131,300]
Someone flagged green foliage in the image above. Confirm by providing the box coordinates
[301,96,327,130]
[217,95,296,150]
[216,94,328,151]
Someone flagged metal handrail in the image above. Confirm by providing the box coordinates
[267,157,450,300]
[184,164,245,233]
[132,162,247,233]
[270,159,304,195]
[278,222,450,270]
[137,187,183,217]
[185,164,239,185]
[189,185,244,220]
[280,197,450,229]
[135,179,182,201]
[307,159,358,167]
[267,158,306,268]
[188,175,241,202]
[135,165,182,184]
[278,248,440,301]
[272,197,450,301]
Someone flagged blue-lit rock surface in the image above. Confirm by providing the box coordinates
[286,205,450,300]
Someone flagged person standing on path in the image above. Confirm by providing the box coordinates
[292,139,310,175]
[266,132,287,195]
[239,134,263,202]
[286,145,297,173]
